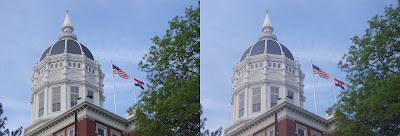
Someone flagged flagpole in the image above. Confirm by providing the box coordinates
[111,60,117,114]
[332,73,337,103]
[132,73,136,105]
[311,59,318,115]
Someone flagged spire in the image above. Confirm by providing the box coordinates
[258,11,277,41]
[58,10,77,40]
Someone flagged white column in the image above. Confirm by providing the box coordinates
[244,87,249,117]
[261,84,266,112]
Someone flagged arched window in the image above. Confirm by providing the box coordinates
[68,62,71,67]
[73,63,76,68]
[251,64,254,69]
[51,64,54,69]
[273,63,276,68]
[268,62,271,67]
[55,63,58,68]
[278,63,281,68]
[255,64,258,69]
[60,62,63,67]
[78,63,81,68]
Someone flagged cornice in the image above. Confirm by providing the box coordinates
[224,102,336,136]
[24,101,136,136]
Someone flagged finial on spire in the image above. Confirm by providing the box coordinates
[258,10,277,41]
[59,11,77,40]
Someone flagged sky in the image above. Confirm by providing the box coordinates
[0,0,197,132]
[200,0,398,133]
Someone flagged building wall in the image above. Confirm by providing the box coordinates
[251,118,327,136]
[49,117,124,136]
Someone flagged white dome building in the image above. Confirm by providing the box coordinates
[24,12,136,136]
[225,12,335,136]
[30,11,105,123]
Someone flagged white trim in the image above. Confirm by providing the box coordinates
[110,129,121,136]
[296,124,307,136]
[56,130,65,136]
[267,126,274,136]
[310,130,321,136]
[96,123,107,136]
[67,126,74,136]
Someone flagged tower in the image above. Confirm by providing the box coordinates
[30,11,105,124]
[225,12,335,136]
[230,11,305,124]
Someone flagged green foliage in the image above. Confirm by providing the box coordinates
[200,118,222,136]
[328,3,400,136]
[0,103,22,136]
[126,1,201,136]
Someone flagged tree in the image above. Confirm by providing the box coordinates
[0,103,22,136]
[327,2,400,135]
[126,1,201,135]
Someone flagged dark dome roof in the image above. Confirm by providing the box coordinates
[240,40,294,62]
[40,39,94,61]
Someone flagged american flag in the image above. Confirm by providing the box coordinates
[312,64,330,79]
[112,64,130,79]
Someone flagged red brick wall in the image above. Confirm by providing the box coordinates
[251,117,327,136]
[50,117,124,136]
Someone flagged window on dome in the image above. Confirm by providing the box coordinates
[69,62,71,67]
[92,68,95,73]
[251,64,254,69]
[286,65,288,70]
[239,93,244,118]
[278,63,281,68]
[87,90,93,99]
[71,87,79,107]
[273,63,276,68]
[73,63,76,68]
[252,88,261,112]
[292,69,295,74]
[39,92,44,117]
[52,87,61,112]
[78,63,81,68]
[271,87,279,107]
[60,62,63,67]
[38,70,40,75]
[51,64,54,69]
[289,67,292,72]
[268,62,271,67]
[287,90,294,100]
[55,63,58,68]
[255,64,258,69]
[89,67,92,72]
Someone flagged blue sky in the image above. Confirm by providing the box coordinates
[0,0,196,132]
[200,0,398,132]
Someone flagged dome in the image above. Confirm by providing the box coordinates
[39,39,94,61]
[239,39,294,62]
